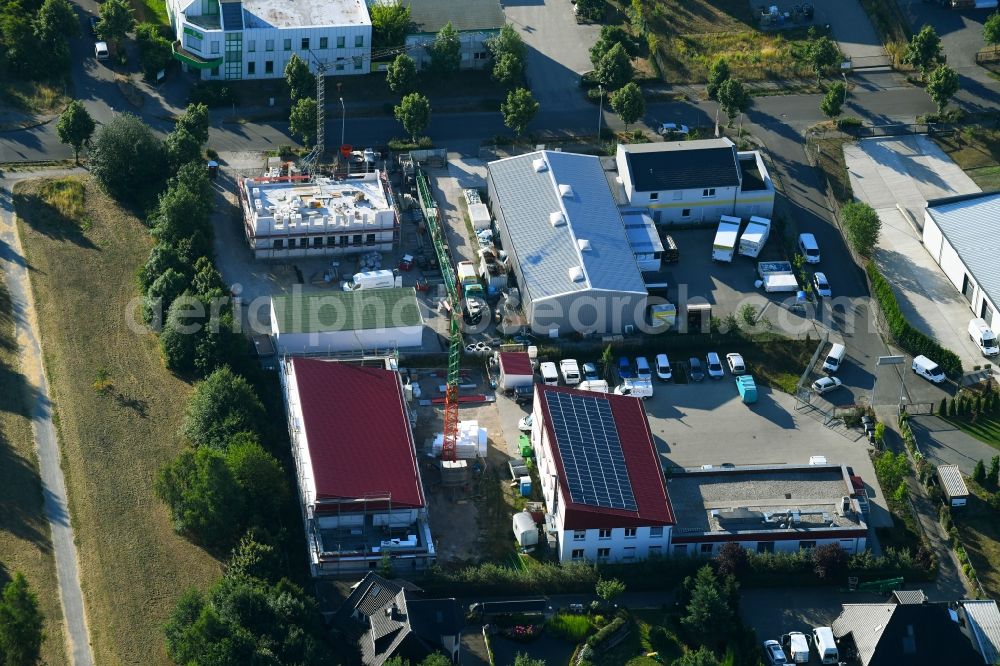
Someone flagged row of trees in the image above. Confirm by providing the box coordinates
[706,57,751,122]
[0,0,78,81]
[901,26,960,113]
[940,390,1000,420]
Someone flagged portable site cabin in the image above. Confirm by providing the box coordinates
[498,352,534,390]
[937,465,969,507]
[469,202,492,231]
[712,216,742,263]
[738,216,771,258]
[513,511,539,548]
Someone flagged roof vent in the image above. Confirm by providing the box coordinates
[549,211,566,227]
[568,266,585,283]
[558,183,574,198]
[532,158,548,173]
[577,239,592,251]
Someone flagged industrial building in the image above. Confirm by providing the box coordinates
[239,173,398,260]
[530,385,675,563]
[403,0,504,71]
[621,210,665,272]
[269,288,424,355]
[487,150,648,336]
[666,464,868,556]
[167,0,372,80]
[923,192,1000,331]
[614,138,775,224]
[280,358,435,576]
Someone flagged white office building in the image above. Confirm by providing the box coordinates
[167,0,372,80]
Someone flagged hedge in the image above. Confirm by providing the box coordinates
[586,611,628,649]
[866,261,963,378]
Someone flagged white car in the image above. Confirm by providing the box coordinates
[798,233,821,264]
[763,639,788,666]
[812,376,843,394]
[654,353,672,381]
[726,352,746,374]
[706,352,725,379]
[658,122,689,136]
[518,414,533,432]
[95,40,109,60]
[813,272,832,298]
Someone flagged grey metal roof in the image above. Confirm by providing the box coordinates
[926,192,1000,314]
[620,139,740,192]
[408,0,504,33]
[892,589,928,605]
[963,599,1000,665]
[937,464,969,499]
[488,150,647,303]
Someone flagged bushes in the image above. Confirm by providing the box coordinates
[189,82,236,108]
[866,261,963,377]
[586,611,627,649]
[546,613,594,642]
[836,116,863,130]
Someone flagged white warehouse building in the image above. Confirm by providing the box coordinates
[167,0,372,80]
[923,192,1000,331]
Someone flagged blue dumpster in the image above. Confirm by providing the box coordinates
[737,375,758,404]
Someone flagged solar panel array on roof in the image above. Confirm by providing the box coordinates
[547,391,637,511]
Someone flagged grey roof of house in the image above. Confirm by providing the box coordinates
[408,0,504,33]
[963,599,1000,665]
[926,192,1000,314]
[892,589,928,605]
[937,464,969,498]
[620,139,740,192]
[270,288,422,334]
[488,150,647,303]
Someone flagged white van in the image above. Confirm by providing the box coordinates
[94,41,109,60]
[812,626,839,664]
[578,380,609,393]
[968,318,999,356]
[822,343,846,373]
[539,362,559,386]
[635,356,651,381]
[798,233,821,264]
[912,355,946,383]
[342,269,399,291]
[559,359,581,385]
[613,378,653,399]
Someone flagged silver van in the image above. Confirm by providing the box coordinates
[822,343,846,373]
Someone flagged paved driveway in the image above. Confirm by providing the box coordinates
[843,136,985,370]
[503,0,601,112]
[909,414,999,475]
[810,0,891,68]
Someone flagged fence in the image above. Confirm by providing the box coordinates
[975,49,1000,64]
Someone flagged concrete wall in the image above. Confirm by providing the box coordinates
[272,324,423,354]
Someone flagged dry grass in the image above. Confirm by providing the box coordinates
[0,79,68,116]
[14,176,221,666]
[933,128,1000,191]
[810,136,855,205]
[955,492,1000,600]
[0,282,67,666]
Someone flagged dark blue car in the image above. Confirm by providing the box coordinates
[618,356,633,380]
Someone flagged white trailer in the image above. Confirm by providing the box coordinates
[757,261,799,293]
[738,216,771,258]
[712,215,742,263]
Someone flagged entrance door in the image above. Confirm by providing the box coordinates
[962,274,975,303]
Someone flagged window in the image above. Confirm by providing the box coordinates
[623,546,636,560]
[366,232,376,244]
[799,540,817,550]
[673,544,688,556]
[301,37,309,50]
[757,542,774,554]
[352,234,362,245]
[335,64,345,71]
[681,208,691,218]
[265,39,273,51]
[210,65,219,76]
[210,41,220,54]
[475,51,488,60]
[598,529,611,540]
[184,31,203,52]
[650,526,663,538]
[702,188,716,198]
[354,58,362,70]
[325,236,335,246]
[673,190,683,200]
[287,238,297,248]
[312,236,322,247]
[273,239,284,249]
[700,543,714,554]
[649,192,659,201]
[624,528,637,539]
[338,235,348,246]
[247,61,255,75]
[355,34,363,47]
[319,36,328,49]
[283,38,291,51]
[337,35,345,48]
[573,531,586,541]
[248,39,255,52]
[571,549,584,561]
[265,60,273,74]
[597,548,610,559]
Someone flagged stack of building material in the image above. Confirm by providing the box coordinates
[440,459,470,486]
[431,420,488,459]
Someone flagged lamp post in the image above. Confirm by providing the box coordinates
[597,84,604,141]
[339,96,345,148]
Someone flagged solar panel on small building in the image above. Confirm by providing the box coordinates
[546,391,637,511]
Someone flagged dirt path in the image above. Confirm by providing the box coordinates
[0,169,94,666]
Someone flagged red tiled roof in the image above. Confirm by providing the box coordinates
[499,352,533,377]
[537,385,674,529]
[290,358,424,510]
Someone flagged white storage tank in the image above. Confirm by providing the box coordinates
[512,511,539,548]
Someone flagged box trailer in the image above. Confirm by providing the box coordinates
[738,216,771,258]
[757,261,799,293]
[497,351,534,390]
[712,216,742,262]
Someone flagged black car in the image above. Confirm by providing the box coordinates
[89,16,99,36]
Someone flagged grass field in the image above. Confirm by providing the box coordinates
[130,0,169,27]
[810,136,855,205]
[14,176,221,665]
[0,281,67,666]
[943,415,1000,448]
[0,78,69,119]
[933,128,1000,192]
[954,492,1000,600]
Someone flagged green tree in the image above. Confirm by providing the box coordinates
[595,577,626,605]
[674,647,721,666]
[0,572,45,666]
[988,455,1000,490]
[716,78,749,120]
[136,22,172,81]
[501,87,539,137]
[926,64,959,113]
[284,53,313,101]
[420,654,452,666]
[875,451,909,493]
[97,0,135,50]
[182,367,265,449]
[227,533,281,582]
[821,81,846,118]
[155,447,245,548]
[140,242,184,292]
[488,24,527,84]
[595,42,632,90]
[841,201,882,256]
[33,0,77,45]
[706,56,730,100]
[394,92,431,141]
[0,2,38,77]
[513,654,546,666]
[492,52,524,86]
[805,35,840,80]
[938,397,948,416]
[974,459,987,485]
[289,97,318,146]
[176,102,210,145]
[601,344,614,382]
[429,21,461,75]
[902,25,944,79]
[714,541,749,578]
[386,53,417,94]
[681,566,733,646]
[225,434,287,526]
[985,11,1000,51]
[812,543,848,579]
[575,0,604,22]
[165,126,203,171]
[369,0,410,48]
[589,25,637,67]
[144,267,189,327]
[161,292,202,373]
[56,100,96,164]
[610,81,645,129]
[192,256,225,297]
[89,112,168,208]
